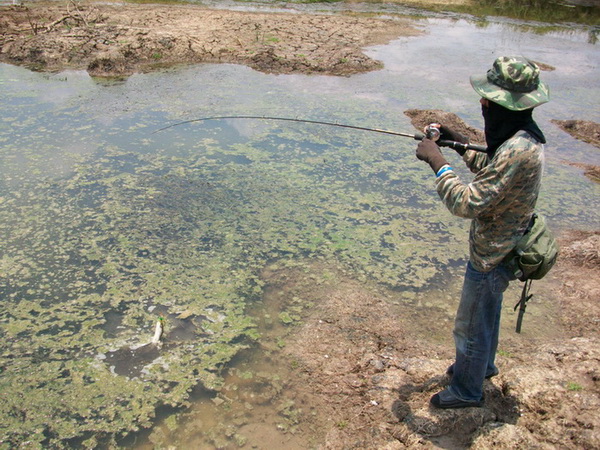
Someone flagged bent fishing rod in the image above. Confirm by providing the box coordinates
[153,115,487,153]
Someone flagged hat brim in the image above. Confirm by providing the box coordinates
[470,74,550,111]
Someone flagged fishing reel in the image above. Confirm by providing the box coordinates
[424,123,441,141]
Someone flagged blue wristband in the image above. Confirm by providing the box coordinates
[436,165,453,177]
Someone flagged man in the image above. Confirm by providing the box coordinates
[415,56,549,408]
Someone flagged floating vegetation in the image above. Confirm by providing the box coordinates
[0,111,474,445]
[2,88,599,443]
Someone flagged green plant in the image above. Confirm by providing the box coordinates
[566,381,583,391]
[336,420,348,429]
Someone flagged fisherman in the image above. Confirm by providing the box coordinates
[415,56,549,408]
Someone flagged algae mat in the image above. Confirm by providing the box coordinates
[0,92,468,446]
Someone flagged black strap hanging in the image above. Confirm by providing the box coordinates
[514,279,533,333]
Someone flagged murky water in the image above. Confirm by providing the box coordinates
[1,6,599,449]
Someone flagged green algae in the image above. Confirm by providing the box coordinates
[0,120,469,446]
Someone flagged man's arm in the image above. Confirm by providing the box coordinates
[434,145,525,219]
[462,150,490,174]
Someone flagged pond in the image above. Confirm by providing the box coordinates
[0,6,599,449]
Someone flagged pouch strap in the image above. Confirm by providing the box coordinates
[514,279,533,333]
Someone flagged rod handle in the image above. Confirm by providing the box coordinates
[439,140,488,153]
[414,133,487,153]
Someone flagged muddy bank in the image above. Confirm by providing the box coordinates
[0,2,419,77]
[269,229,600,449]
[552,120,600,182]
[552,119,600,149]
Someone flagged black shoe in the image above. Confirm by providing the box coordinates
[430,390,483,409]
[446,364,499,379]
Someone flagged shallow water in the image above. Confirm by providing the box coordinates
[0,6,599,448]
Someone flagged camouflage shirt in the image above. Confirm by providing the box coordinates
[435,130,544,272]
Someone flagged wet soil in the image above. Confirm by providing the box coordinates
[552,120,600,182]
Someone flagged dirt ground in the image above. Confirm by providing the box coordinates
[1,2,599,448]
[268,240,600,449]
[0,1,420,77]
[552,120,600,182]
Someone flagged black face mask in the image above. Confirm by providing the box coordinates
[482,101,546,157]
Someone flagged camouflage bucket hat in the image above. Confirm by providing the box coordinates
[470,56,549,111]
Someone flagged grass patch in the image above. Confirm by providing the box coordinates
[566,381,583,391]
[302,0,600,26]
[336,420,349,429]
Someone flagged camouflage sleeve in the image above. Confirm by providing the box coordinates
[462,149,489,173]
[435,132,543,272]
[434,141,529,219]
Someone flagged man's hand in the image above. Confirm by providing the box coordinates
[439,125,469,144]
[439,125,470,156]
[416,139,449,174]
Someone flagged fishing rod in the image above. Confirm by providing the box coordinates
[152,115,488,153]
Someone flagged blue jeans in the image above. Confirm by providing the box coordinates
[448,261,516,402]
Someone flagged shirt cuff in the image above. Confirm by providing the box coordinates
[436,165,453,177]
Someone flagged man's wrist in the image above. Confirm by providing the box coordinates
[436,165,453,177]
[429,154,449,174]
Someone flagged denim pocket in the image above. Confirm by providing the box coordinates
[491,264,514,293]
